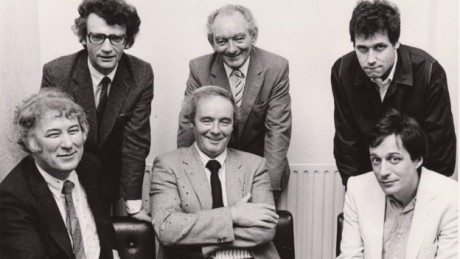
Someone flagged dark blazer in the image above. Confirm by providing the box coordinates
[331,44,456,185]
[41,49,154,200]
[177,47,292,192]
[0,155,117,259]
[151,146,280,259]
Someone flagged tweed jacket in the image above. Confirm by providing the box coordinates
[177,46,292,192]
[41,49,154,200]
[151,146,280,259]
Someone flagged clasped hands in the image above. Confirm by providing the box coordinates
[230,193,278,229]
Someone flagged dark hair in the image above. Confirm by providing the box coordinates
[349,0,400,45]
[14,88,89,153]
[183,86,238,125]
[368,109,426,162]
[207,4,258,45]
[73,0,141,48]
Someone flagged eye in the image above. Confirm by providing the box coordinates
[389,156,401,164]
[69,128,81,135]
[215,38,227,46]
[370,157,381,165]
[235,37,245,43]
[220,119,232,126]
[375,44,387,51]
[109,35,126,44]
[356,46,368,53]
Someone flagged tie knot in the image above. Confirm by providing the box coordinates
[101,77,111,88]
[231,69,244,78]
[62,180,75,195]
[206,160,221,173]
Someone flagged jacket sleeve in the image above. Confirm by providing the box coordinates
[336,179,364,259]
[434,183,457,258]
[331,59,366,186]
[263,60,292,192]
[421,62,456,176]
[120,64,154,199]
[177,60,200,148]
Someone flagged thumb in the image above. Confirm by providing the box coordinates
[237,193,251,204]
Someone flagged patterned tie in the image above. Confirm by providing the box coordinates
[206,160,223,208]
[62,180,86,259]
[230,70,245,108]
[97,77,111,126]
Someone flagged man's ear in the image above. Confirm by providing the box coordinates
[394,42,400,49]
[251,28,258,44]
[415,157,423,169]
[27,136,42,153]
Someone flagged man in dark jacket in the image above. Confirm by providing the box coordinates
[331,0,456,186]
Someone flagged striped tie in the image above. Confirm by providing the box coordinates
[62,180,86,259]
[230,70,245,108]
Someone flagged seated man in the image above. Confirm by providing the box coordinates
[0,89,119,259]
[151,86,280,259]
[338,109,457,259]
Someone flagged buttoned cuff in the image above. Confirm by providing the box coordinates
[125,199,142,214]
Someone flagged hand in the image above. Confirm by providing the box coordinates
[129,209,151,222]
[230,194,278,229]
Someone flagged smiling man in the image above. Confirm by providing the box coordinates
[41,0,153,219]
[177,5,292,203]
[331,0,456,186]
[152,86,280,259]
[337,109,457,259]
[0,89,119,259]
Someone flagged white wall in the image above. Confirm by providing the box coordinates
[34,0,459,169]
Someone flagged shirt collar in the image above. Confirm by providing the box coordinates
[194,142,227,167]
[87,58,118,84]
[223,56,250,78]
[35,162,78,195]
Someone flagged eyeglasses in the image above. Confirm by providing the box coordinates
[87,33,127,46]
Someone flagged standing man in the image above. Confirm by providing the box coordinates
[338,109,457,258]
[0,89,119,259]
[153,86,280,259]
[331,0,456,186]
[177,5,292,201]
[41,0,153,219]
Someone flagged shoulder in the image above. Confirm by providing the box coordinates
[0,157,34,197]
[332,50,357,73]
[228,148,265,165]
[348,172,379,193]
[399,44,437,64]
[420,169,457,197]
[43,50,85,70]
[153,147,190,166]
[122,53,152,69]
[189,52,216,68]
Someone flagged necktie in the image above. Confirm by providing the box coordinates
[206,160,223,208]
[62,180,86,259]
[97,77,111,126]
[229,70,245,108]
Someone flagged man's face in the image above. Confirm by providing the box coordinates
[193,95,234,158]
[354,31,399,79]
[369,134,422,204]
[29,110,86,179]
[210,12,256,69]
[85,13,126,75]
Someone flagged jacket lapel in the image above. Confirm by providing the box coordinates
[366,179,386,259]
[210,55,232,93]
[70,52,98,147]
[224,149,245,206]
[28,159,73,259]
[405,171,435,259]
[238,47,264,139]
[98,55,131,146]
[182,146,213,209]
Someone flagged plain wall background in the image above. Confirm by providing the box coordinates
[1,0,458,179]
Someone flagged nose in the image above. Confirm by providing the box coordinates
[367,49,377,65]
[378,161,391,178]
[226,40,237,55]
[210,121,221,135]
[60,133,73,149]
[101,38,113,52]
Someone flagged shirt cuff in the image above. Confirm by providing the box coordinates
[125,199,142,214]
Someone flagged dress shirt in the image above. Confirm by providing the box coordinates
[224,57,250,97]
[370,49,398,101]
[194,143,253,259]
[36,163,100,259]
[382,196,416,259]
[88,59,142,214]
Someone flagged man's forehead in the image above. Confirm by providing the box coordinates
[370,134,404,154]
[355,31,390,43]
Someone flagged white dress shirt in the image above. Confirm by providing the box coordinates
[371,49,398,101]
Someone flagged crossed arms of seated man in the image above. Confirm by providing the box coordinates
[150,152,278,257]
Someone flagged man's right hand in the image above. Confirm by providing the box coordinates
[230,194,278,229]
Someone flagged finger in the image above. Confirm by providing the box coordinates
[237,193,251,204]
[253,220,277,229]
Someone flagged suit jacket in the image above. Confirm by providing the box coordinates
[150,146,280,259]
[41,49,154,200]
[177,46,292,191]
[338,169,458,259]
[0,155,117,259]
[331,44,456,186]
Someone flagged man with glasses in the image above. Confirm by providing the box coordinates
[41,0,153,221]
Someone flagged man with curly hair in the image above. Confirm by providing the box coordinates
[41,0,153,220]
[331,0,456,186]
[0,89,120,259]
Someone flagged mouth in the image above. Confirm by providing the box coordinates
[57,151,77,158]
[380,179,397,186]
[99,55,115,61]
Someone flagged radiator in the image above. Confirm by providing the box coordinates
[278,164,345,259]
[143,163,345,259]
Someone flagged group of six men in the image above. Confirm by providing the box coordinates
[0,0,456,258]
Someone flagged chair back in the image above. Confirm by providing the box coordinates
[274,210,295,259]
[113,217,156,259]
[336,212,344,257]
